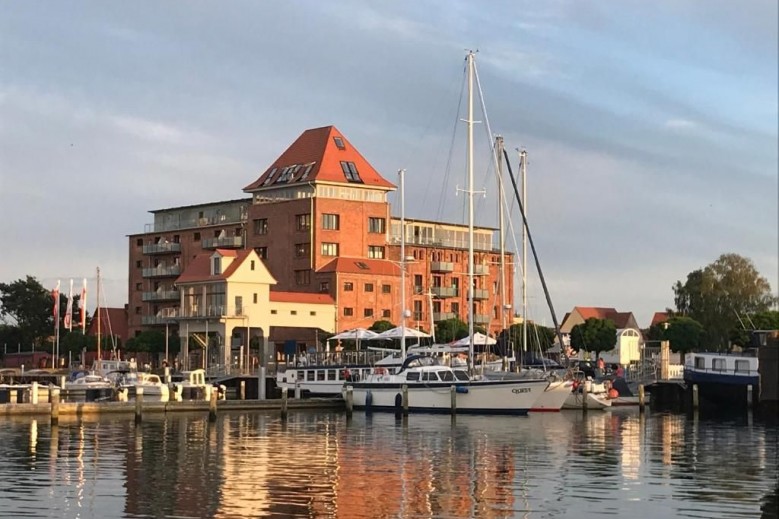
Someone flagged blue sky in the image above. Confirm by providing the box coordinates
[1,0,776,328]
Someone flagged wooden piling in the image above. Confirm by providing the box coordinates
[345,386,353,419]
[692,384,699,409]
[401,384,409,416]
[281,387,288,420]
[135,387,144,424]
[239,380,246,401]
[638,384,645,413]
[208,386,218,422]
[31,381,39,405]
[294,382,301,400]
[9,388,17,405]
[450,385,457,416]
[50,389,60,425]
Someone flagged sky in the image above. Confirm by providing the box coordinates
[1,0,777,329]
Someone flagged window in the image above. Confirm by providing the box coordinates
[344,307,354,317]
[310,311,316,316]
[295,270,311,285]
[322,214,340,230]
[712,358,726,372]
[296,214,311,231]
[253,218,268,235]
[136,238,143,246]
[291,310,297,315]
[695,356,705,369]
[194,232,201,241]
[433,301,441,313]
[382,284,391,294]
[340,161,363,183]
[368,246,385,259]
[135,283,142,291]
[250,260,255,270]
[213,257,221,275]
[271,309,277,315]
[255,247,268,259]
[406,372,420,381]
[235,296,243,315]
[253,293,258,304]
[344,281,354,291]
[382,309,391,318]
[300,163,315,181]
[368,217,385,233]
[333,136,345,150]
[295,243,310,257]
[735,360,750,374]
[262,167,277,186]
[364,308,374,318]
[135,306,141,314]
[173,235,180,243]
[136,260,142,268]
[319,281,330,292]
[364,283,374,292]
[451,302,459,315]
[321,242,339,256]
[414,274,423,286]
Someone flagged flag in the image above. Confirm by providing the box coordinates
[64,279,74,331]
[80,278,87,333]
[52,280,61,324]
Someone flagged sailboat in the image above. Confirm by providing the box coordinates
[344,52,548,415]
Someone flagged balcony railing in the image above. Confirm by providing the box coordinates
[472,289,489,300]
[142,242,181,255]
[433,312,457,322]
[430,261,454,273]
[202,236,243,249]
[431,286,458,298]
[142,265,181,278]
[473,314,491,324]
[178,305,246,319]
[141,290,180,302]
[473,264,490,276]
[141,315,175,326]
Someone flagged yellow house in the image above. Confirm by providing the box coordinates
[174,249,335,372]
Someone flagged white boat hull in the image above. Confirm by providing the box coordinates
[346,378,548,415]
[531,379,573,412]
[562,391,612,410]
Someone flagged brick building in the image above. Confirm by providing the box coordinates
[127,125,513,341]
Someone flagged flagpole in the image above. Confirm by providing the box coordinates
[53,280,61,370]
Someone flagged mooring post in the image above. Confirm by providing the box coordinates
[401,384,409,416]
[294,381,301,400]
[638,384,645,413]
[31,381,38,405]
[258,366,266,400]
[135,387,144,424]
[281,387,288,420]
[208,386,218,422]
[450,385,457,416]
[692,384,699,409]
[239,380,246,401]
[164,366,171,384]
[9,388,17,405]
[582,380,589,413]
[746,385,753,409]
[345,386,353,419]
[50,388,60,425]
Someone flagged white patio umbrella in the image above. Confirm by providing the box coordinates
[327,328,380,352]
[452,332,497,347]
[375,326,431,340]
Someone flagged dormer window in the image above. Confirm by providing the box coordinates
[213,256,222,275]
[333,136,345,150]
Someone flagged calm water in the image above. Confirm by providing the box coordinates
[0,409,776,518]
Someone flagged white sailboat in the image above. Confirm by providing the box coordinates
[345,52,548,415]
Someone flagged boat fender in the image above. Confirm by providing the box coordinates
[455,386,469,394]
[374,367,386,376]
[608,388,619,399]
[572,380,580,393]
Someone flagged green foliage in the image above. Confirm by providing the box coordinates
[729,310,779,348]
[499,323,555,353]
[125,330,175,354]
[435,318,468,343]
[673,253,775,350]
[664,316,704,359]
[369,320,395,333]
[570,318,616,358]
[0,276,55,347]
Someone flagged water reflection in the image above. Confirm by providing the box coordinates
[0,410,775,518]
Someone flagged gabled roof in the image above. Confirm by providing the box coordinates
[243,126,395,192]
[562,306,636,330]
[650,312,670,327]
[317,257,401,276]
[269,291,335,305]
[176,249,253,284]
[87,307,129,342]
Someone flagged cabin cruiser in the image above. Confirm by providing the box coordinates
[118,372,170,402]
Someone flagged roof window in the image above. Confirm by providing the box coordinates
[333,137,345,150]
[340,161,363,183]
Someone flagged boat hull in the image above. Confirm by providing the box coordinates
[346,379,548,415]
[531,380,573,412]
[562,391,611,410]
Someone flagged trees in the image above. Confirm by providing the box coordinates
[0,276,54,348]
[663,316,704,364]
[729,310,779,348]
[435,318,468,343]
[673,253,775,350]
[499,323,555,355]
[369,320,395,333]
[569,318,616,359]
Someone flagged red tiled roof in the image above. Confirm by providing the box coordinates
[566,307,635,329]
[269,291,335,305]
[650,312,670,327]
[86,307,129,343]
[243,126,395,192]
[176,249,253,284]
[317,257,401,276]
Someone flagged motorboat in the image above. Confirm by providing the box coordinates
[118,372,170,402]
[63,373,114,401]
[171,369,224,401]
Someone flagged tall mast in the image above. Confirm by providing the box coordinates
[399,169,407,359]
[466,51,475,370]
[96,266,101,368]
[496,135,507,354]
[521,150,528,358]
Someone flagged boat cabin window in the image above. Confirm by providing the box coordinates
[735,360,750,374]
[422,372,440,382]
[306,371,315,381]
[439,370,455,382]
[406,372,420,381]
[317,371,326,381]
[712,358,726,372]
[453,370,469,381]
[327,370,337,381]
[694,357,706,370]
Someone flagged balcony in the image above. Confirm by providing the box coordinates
[473,314,491,324]
[473,264,490,276]
[142,265,181,278]
[433,312,457,321]
[472,288,489,300]
[431,286,458,298]
[202,236,243,249]
[430,261,454,273]
[142,290,180,302]
[142,242,181,255]
[177,305,246,319]
[141,307,178,326]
